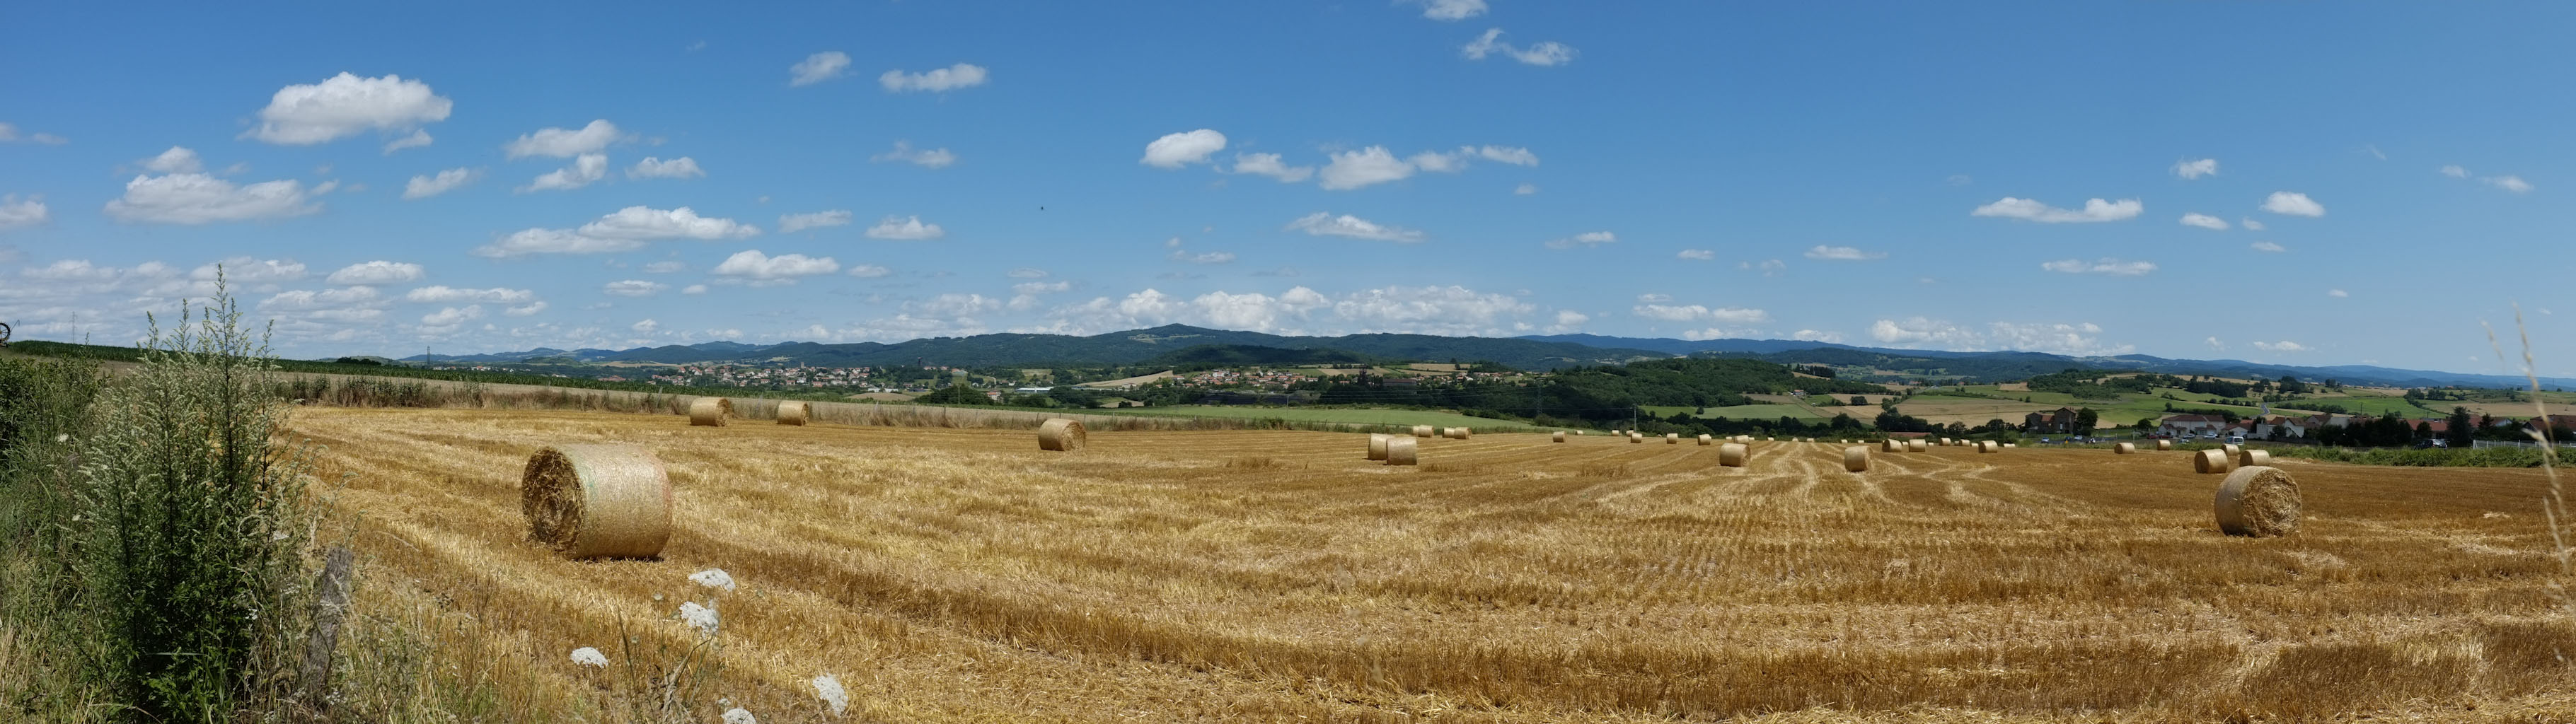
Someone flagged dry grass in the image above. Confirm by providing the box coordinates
[287,407,2576,723]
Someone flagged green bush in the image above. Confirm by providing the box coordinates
[0,350,108,715]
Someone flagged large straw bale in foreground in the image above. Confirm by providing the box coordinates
[1038,419,1087,451]
[2193,449,2234,474]
[521,444,672,559]
[1368,433,1390,460]
[687,397,733,426]
[1719,443,1748,467]
[1385,437,1418,465]
[2214,465,2301,537]
[776,401,809,426]
[1843,446,1869,472]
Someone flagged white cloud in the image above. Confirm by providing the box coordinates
[381,129,433,154]
[1632,304,1770,324]
[2251,340,2308,352]
[1514,183,1537,195]
[681,285,707,295]
[1545,230,1615,250]
[1012,281,1071,296]
[2440,165,2469,178]
[1870,317,2131,356]
[1416,0,1487,20]
[628,156,703,180]
[1226,153,1312,183]
[632,318,659,333]
[780,210,853,233]
[521,153,608,192]
[790,51,851,86]
[2485,175,2534,194]
[1546,310,1588,334]
[2249,241,2286,252]
[1749,259,1786,276]
[504,301,547,317]
[603,280,668,298]
[579,206,760,240]
[504,120,620,158]
[2260,191,2324,217]
[1331,286,1532,334]
[191,257,306,285]
[421,305,483,326]
[328,261,424,286]
[906,293,1003,318]
[105,173,321,224]
[406,286,535,304]
[1407,150,1467,173]
[1317,146,1414,189]
[879,63,988,93]
[871,141,956,169]
[711,250,838,284]
[1636,293,1672,303]
[2040,258,2156,276]
[2172,158,2218,180]
[245,73,452,145]
[2178,213,2228,230]
[258,286,386,313]
[1469,145,1539,165]
[1804,245,1885,261]
[1971,197,2142,223]
[1284,211,1424,243]
[1460,28,1577,66]
[1028,284,1523,337]
[865,216,945,240]
[1676,249,1714,261]
[402,168,478,199]
[0,123,69,145]
[0,194,47,231]
[2328,288,2349,298]
[2205,337,2226,351]
[1169,249,1236,264]
[847,264,892,279]
[472,228,642,258]
[1140,129,1227,169]
[1007,267,1049,279]
[1791,329,1844,344]
[143,146,203,173]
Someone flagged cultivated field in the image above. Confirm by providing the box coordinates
[289,407,2576,722]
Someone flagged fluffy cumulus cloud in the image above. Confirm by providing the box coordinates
[628,157,703,180]
[872,141,955,169]
[865,215,945,240]
[2178,213,2228,230]
[1545,230,1616,250]
[105,173,322,224]
[406,286,534,304]
[1547,310,1588,333]
[0,194,47,231]
[504,120,620,159]
[779,210,853,233]
[473,228,640,257]
[2485,175,2534,194]
[2250,241,2287,252]
[1332,286,1534,335]
[711,250,839,284]
[382,129,432,154]
[1021,284,1527,338]
[2260,192,2325,217]
[1792,329,1845,344]
[1804,245,1885,261]
[1317,146,1414,189]
[327,260,424,285]
[1971,197,2142,223]
[879,63,988,93]
[2241,218,2265,230]
[1631,304,1769,325]
[143,146,203,173]
[2440,165,2470,178]
[245,73,452,146]
[1140,129,1226,169]
[1226,153,1312,182]
[1416,0,1487,20]
[2252,340,2309,352]
[1870,317,2132,356]
[1284,211,1424,243]
[579,206,760,240]
[1676,249,1715,261]
[2040,258,2157,276]
[191,257,306,286]
[2172,158,2218,180]
[522,153,608,192]
[790,51,850,86]
[603,280,667,298]
[1461,28,1577,66]
[403,168,478,199]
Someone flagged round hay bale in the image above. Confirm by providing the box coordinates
[1385,437,1419,466]
[2214,465,2301,537]
[521,444,673,559]
[1697,434,1714,446]
[1413,425,1435,438]
[1907,439,1929,452]
[1454,428,1472,440]
[687,397,733,426]
[1843,446,1870,472]
[1038,419,1087,451]
[1368,433,1390,460]
[2193,448,2234,474]
[2223,443,2242,456]
[1881,439,1901,453]
[1719,443,1750,467]
[2114,442,2136,455]
[1764,436,1774,442]
[1630,433,1644,443]
[1665,433,1680,444]
[2002,443,2016,448]
[1576,430,1586,436]
[1939,437,1953,446]
[776,401,809,426]
[2238,449,2272,467]
[1552,431,1567,443]
[2156,438,2173,451]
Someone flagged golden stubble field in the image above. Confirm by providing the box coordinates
[287,407,2576,723]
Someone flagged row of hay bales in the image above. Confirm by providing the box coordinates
[687,397,814,426]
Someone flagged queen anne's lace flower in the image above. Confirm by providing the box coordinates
[722,708,758,724]
[678,601,719,636]
[812,674,848,716]
[689,568,737,591]
[569,647,608,667]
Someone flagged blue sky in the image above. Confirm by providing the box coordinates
[3,1,2570,375]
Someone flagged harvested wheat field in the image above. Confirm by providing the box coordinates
[288,407,2576,723]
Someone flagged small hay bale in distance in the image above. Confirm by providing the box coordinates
[521,444,673,560]
[1368,433,1390,461]
[2003,443,2016,448]
[1038,419,1087,451]
[2114,442,2136,455]
[2214,465,2301,537]
[1552,431,1568,443]
[2238,449,2272,467]
[1907,439,1929,452]
[1697,433,1713,445]
[1719,443,1750,467]
[2156,438,2173,451]
[776,401,809,426]
[1843,446,1870,472]
[1939,437,1953,446]
[1665,433,1680,444]
[1385,437,1419,466]
[2193,449,2234,474]
[1413,425,1435,438]
[1630,433,1644,443]
[1881,439,1902,453]
[687,397,733,426]
[2223,443,2242,456]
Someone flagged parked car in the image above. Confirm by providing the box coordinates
[2224,434,2245,445]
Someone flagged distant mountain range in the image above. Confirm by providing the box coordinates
[395,325,2576,390]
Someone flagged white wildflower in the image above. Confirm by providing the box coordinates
[569,647,608,667]
[722,707,758,724]
[812,674,848,716]
[678,601,720,636]
[689,568,737,591]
